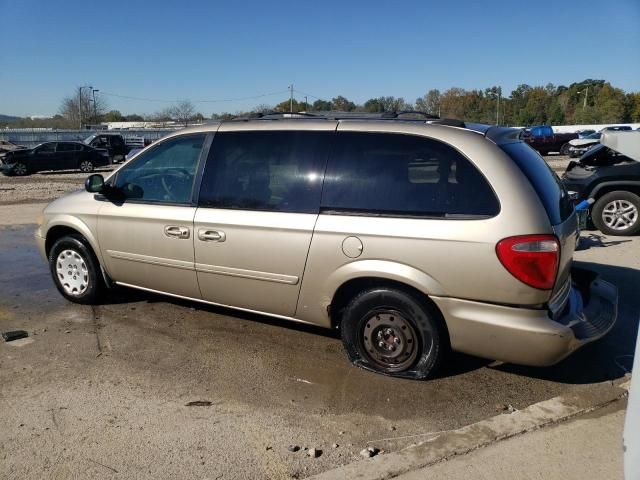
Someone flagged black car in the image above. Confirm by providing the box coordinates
[563,131,640,236]
[0,141,109,176]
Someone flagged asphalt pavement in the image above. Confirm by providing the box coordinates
[0,211,638,478]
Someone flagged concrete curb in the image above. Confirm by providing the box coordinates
[308,379,630,480]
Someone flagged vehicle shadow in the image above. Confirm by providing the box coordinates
[99,261,638,384]
[576,233,632,251]
[493,261,639,384]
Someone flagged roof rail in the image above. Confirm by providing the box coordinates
[231,111,322,121]
[381,110,440,119]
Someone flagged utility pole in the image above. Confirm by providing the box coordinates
[496,90,500,125]
[78,87,82,129]
[583,86,588,110]
[288,84,293,113]
[78,85,92,129]
[92,89,99,124]
[304,96,308,112]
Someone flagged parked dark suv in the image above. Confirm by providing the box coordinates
[84,133,130,163]
[563,131,640,236]
[0,141,109,176]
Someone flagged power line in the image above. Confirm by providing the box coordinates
[99,89,290,104]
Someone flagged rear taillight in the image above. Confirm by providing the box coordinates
[496,235,560,290]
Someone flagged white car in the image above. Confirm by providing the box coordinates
[568,132,602,158]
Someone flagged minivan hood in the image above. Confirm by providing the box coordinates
[569,138,599,147]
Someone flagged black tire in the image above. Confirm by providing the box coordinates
[592,191,640,236]
[12,162,29,176]
[78,159,95,173]
[560,143,571,155]
[49,235,103,304]
[340,288,445,379]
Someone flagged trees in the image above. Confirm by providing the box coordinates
[415,89,441,115]
[311,99,332,111]
[331,95,356,112]
[104,110,124,122]
[59,87,108,127]
[170,100,196,126]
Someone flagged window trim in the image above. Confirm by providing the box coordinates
[106,132,212,207]
[320,130,501,219]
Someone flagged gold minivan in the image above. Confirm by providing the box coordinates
[35,114,617,378]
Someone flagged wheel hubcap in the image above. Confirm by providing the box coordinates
[80,161,92,172]
[361,311,419,372]
[55,249,89,296]
[14,163,26,174]
[602,200,638,231]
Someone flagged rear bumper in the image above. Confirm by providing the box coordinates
[432,267,617,367]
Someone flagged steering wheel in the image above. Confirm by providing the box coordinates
[160,168,192,201]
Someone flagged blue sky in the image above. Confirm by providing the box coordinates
[1,0,639,117]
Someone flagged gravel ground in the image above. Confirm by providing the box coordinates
[0,167,115,205]
[0,156,570,206]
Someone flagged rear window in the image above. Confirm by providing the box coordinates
[500,142,573,225]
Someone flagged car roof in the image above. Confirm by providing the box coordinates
[167,115,521,147]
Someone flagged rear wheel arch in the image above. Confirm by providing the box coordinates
[329,277,450,347]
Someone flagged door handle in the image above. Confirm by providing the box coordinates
[198,229,226,242]
[164,225,190,239]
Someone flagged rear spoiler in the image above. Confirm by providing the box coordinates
[465,124,523,145]
[601,130,640,162]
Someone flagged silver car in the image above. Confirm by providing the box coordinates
[35,114,618,379]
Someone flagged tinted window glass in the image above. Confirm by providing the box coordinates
[114,134,205,203]
[322,132,499,217]
[500,142,573,225]
[199,131,330,213]
[57,143,78,152]
[37,143,56,153]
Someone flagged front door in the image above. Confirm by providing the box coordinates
[97,133,209,298]
[194,126,335,317]
[32,142,57,171]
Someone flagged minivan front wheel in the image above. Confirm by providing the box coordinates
[592,191,640,236]
[49,235,103,304]
[341,288,443,379]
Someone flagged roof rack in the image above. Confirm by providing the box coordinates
[380,110,440,120]
[228,111,467,128]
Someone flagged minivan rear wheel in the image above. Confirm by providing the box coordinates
[340,288,443,379]
[592,191,640,236]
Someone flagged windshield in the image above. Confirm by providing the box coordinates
[586,132,602,139]
[83,134,97,145]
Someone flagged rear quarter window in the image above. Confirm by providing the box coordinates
[500,142,573,225]
[322,132,500,218]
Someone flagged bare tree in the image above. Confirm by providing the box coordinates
[170,100,196,126]
[59,87,108,127]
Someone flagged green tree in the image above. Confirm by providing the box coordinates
[331,95,356,112]
[104,110,124,122]
[311,99,332,111]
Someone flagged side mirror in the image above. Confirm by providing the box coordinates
[85,174,105,193]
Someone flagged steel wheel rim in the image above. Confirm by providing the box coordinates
[55,249,89,296]
[80,161,93,172]
[602,200,638,231]
[13,163,26,175]
[361,311,419,372]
